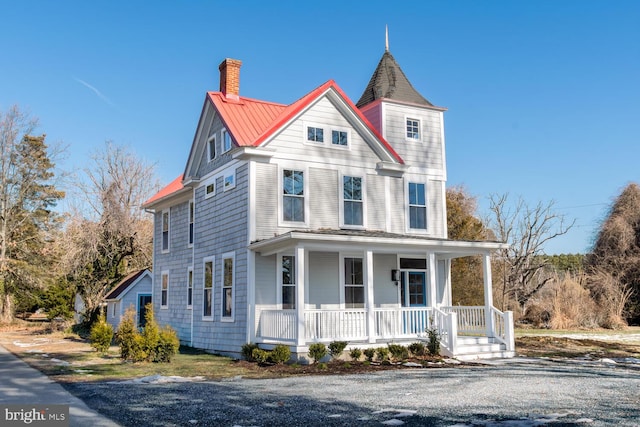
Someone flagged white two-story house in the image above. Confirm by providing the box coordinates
[143,47,515,360]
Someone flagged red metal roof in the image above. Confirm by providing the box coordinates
[143,174,185,206]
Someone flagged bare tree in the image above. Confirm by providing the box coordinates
[0,106,65,322]
[487,194,574,316]
[61,142,158,323]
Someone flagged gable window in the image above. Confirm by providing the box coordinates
[344,257,364,308]
[224,171,235,191]
[406,118,420,140]
[187,266,193,308]
[222,130,232,153]
[207,135,216,161]
[203,257,214,318]
[307,126,324,143]
[161,210,170,252]
[283,169,304,222]
[205,179,216,199]
[332,130,348,146]
[281,255,295,309]
[188,200,194,246]
[343,176,363,226]
[222,253,234,319]
[408,182,427,230]
[161,271,169,308]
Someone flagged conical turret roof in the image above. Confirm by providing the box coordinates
[356,50,433,108]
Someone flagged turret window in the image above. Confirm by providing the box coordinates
[406,118,420,140]
[408,182,427,230]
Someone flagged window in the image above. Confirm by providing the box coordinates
[203,257,214,318]
[222,130,232,153]
[187,266,193,308]
[332,130,348,146]
[222,253,234,318]
[224,171,235,191]
[281,255,295,309]
[408,182,427,229]
[161,210,169,252]
[307,126,324,143]
[111,302,116,318]
[283,169,304,222]
[344,257,364,308]
[161,272,169,308]
[406,118,420,140]
[207,135,216,161]
[205,180,216,198]
[343,176,363,226]
[188,200,194,246]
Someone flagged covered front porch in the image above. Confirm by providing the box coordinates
[249,230,515,359]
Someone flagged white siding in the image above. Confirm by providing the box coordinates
[307,252,340,309]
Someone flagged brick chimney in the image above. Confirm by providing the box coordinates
[219,58,242,100]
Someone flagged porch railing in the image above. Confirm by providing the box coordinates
[441,306,486,335]
[258,309,297,341]
[305,309,367,341]
[373,307,432,339]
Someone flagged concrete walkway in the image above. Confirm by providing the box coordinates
[0,344,119,427]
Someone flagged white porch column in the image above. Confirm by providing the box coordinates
[295,245,306,347]
[365,250,375,343]
[427,252,437,308]
[482,252,495,338]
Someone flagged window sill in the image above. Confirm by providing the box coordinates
[221,317,234,323]
[202,317,214,322]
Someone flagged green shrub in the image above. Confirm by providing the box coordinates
[363,348,376,362]
[308,343,327,364]
[328,341,348,359]
[116,306,145,361]
[387,344,409,361]
[242,343,259,361]
[141,303,160,361]
[349,347,362,361]
[89,315,113,354]
[408,342,426,357]
[427,326,441,356]
[154,326,180,363]
[252,348,270,365]
[376,347,390,362]
[318,362,327,370]
[269,345,291,364]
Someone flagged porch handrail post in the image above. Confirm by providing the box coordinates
[365,250,376,343]
[504,310,515,352]
[295,245,306,346]
[482,252,495,338]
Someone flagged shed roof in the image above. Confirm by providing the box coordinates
[105,269,149,301]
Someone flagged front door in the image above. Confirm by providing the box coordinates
[400,272,428,334]
[138,294,152,327]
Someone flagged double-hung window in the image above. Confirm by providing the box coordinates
[283,169,304,222]
[406,118,420,140]
[161,272,169,308]
[222,253,234,319]
[203,257,214,318]
[161,210,170,252]
[281,255,295,309]
[332,130,348,146]
[344,257,364,308]
[408,182,427,230]
[188,200,194,246]
[343,176,363,226]
[187,266,193,308]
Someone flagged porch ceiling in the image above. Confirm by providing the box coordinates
[249,229,508,257]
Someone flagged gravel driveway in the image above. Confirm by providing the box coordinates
[64,358,640,427]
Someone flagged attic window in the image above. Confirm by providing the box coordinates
[207,135,216,161]
[406,119,420,140]
[222,130,232,153]
[307,127,324,143]
[332,130,348,146]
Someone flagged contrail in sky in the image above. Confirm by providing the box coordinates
[73,77,116,107]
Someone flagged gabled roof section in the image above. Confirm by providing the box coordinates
[143,174,186,208]
[356,50,433,108]
[105,269,150,301]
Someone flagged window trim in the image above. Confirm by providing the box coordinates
[161,209,170,253]
[405,117,421,142]
[187,266,193,309]
[278,165,310,228]
[339,174,366,230]
[303,122,325,145]
[406,180,428,233]
[188,200,194,247]
[277,253,296,310]
[223,169,236,191]
[202,256,215,320]
[340,254,365,309]
[160,270,169,309]
[207,134,217,162]
[222,129,232,153]
[221,252,235,321]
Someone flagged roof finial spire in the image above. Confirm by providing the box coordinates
[385,25,389,52]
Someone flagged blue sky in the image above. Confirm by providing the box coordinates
[2,1,639,254]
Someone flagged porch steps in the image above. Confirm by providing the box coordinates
[453,336,515,361]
